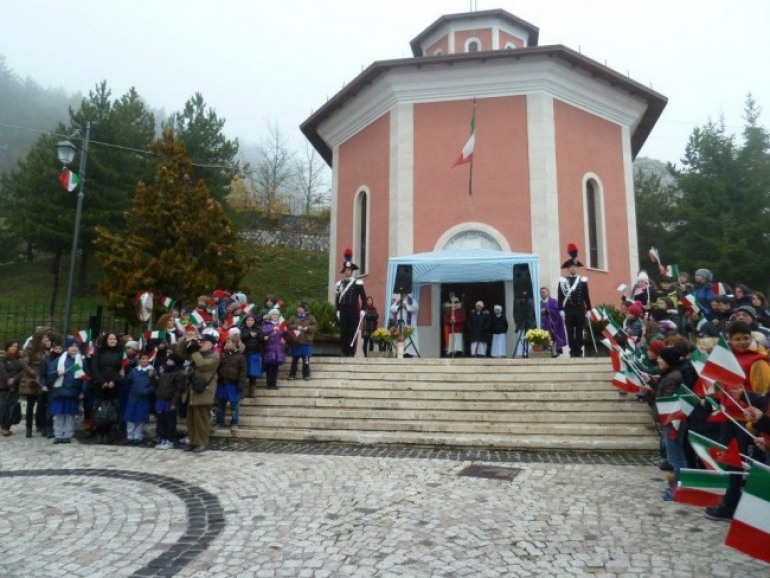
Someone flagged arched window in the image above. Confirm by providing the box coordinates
[584,177,606,270]
[465,38,481,53]
[504,42,517,50]
[354,188,369,274]
[433,48,443,56]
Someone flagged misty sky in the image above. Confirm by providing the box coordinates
[2,0,768,165]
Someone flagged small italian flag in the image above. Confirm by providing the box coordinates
[58,168,81,192]
[663,264,679,278]
[75,329,91,344]
[610,372,642,394]
[681,294,701,316]
[725,461,770,564]
[616,283,628,292]
[240,303,256,315]
[648,247,660,264]
[589,306,607,323]
[675,468,730,507]
[700,334,745,389]
[70,363,91,381]
[656,384,698,427]
[190,309,207,327]
[712,282,729,296]
[452,102,476,168]
[690,347,716,397]
[688,430,734,471]
[145,329,166,341]
[160,295,175,310]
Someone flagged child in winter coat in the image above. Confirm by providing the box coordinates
[262,308,287,389]
[124,353,157,444]
[215,335,247,431]
[47,338,87,444]
[286,301,318,380]
[154,352,185,449]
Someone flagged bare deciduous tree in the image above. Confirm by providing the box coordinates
[294,142,331,214]
[246,121,294,217]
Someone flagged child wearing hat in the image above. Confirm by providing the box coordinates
[124,351,157,444]
[215,334,247,432]
[287,302,318,380]
[47,337,87,444]
[154,352,186,449]
[655,346,688,501]
[262,308,287,389]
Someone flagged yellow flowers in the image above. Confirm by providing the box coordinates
[524,328,552,346]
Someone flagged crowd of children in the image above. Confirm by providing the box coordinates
[0,291,318,452]
[608,268,770,526]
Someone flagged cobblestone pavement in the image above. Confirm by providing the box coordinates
[0,434,767,578]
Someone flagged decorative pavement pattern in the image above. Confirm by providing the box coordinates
[0,435,767,578]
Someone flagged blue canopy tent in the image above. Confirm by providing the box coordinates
[384,249,540,356]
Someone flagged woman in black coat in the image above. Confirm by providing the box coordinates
[239,314,263,397]
[90,333,124,441]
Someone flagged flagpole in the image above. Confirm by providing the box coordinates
[468,97,476,196]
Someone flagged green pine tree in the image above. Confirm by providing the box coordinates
[94,130,248,319]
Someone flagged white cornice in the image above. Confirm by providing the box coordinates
[316,56,648,151]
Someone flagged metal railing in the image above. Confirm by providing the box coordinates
[0,303,140,344]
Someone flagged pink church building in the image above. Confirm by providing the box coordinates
[302,8,666,357]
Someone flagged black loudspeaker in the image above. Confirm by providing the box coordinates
[513,264,536,327]
[393,264,413,294]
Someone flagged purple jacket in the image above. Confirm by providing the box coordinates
[261,320,287,365]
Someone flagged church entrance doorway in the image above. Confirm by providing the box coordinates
[439,281,505,357]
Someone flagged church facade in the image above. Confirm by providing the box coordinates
[301,9,666,357]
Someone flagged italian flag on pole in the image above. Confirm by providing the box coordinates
[452,103,476,167]
[144,329,166,341]
[688,430,739,471]
[700,334,745,388]
[160,295,175,310]
[725,461,770,564]
[190,309,207,327]
[58,168,81,192]
[675,468,729,507]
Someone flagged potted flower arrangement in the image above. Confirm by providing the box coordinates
[524,328,552,353]
[388,325,413,343]
[370,328,392,352]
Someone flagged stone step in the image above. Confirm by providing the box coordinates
[216,428,659,451]
[310,357,608,367]
[273,380,616,391]
[242,390,649,415]
[228,356,657,451]
[244,389,635,404]
[287,372,615,384]
[238,407,651,425]
[230,416,653,436]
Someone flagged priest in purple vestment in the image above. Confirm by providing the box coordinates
[540,287,567,356]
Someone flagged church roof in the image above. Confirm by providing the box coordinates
[301,45,667,165]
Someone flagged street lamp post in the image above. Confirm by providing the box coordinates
[56,121,91,338]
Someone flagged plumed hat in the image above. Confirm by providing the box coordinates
[340,248,359,272]
[561,243,584,269]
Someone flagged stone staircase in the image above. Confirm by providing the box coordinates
[216,356,658,451]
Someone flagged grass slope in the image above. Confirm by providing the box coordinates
[0,247,329,307]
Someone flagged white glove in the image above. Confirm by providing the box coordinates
[360,310,366,319]
[336,311,340,321]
